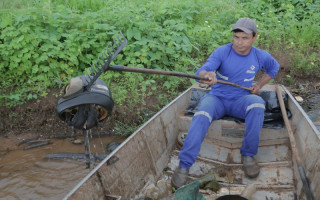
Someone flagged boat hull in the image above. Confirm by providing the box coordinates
[64,84,320,200]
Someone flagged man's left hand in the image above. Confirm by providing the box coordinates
[250,84,261,95]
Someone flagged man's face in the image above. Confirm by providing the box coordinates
[232,32,257,55]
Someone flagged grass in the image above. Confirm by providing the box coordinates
[0,0,319,135]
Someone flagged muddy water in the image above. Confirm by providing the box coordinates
[0,135,124,200]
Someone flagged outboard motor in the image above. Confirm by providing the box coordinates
[56,75,114,130]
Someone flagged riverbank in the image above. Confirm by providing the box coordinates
[0,72,319,154]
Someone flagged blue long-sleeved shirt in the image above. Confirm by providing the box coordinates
[196,43,279,100]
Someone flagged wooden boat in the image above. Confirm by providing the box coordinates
[63,83,320,200]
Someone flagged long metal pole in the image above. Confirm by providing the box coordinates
[108,65,252,91]
[83,130,91,169]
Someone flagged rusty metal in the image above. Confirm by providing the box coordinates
[84,130,91,168]
[85,32,127,90]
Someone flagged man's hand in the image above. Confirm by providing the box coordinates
[199,71,218,86]
[251,74,273,95]
[250,84,261,95]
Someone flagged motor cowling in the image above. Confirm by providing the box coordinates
[56,75,114,130]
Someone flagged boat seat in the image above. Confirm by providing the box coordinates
[184,88,291,129]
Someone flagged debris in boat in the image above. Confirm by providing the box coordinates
[23,140,51,150]
[202,179,220,192]
[173,172,216,200]
[157,179,172,198]
[173,180,206,200]
[72,138,84,145]
[215,167,227,178]
[176,132,187,149]
[106,142,120,153]
[136,176,173,199]
[295,96,304,102]
[240,183,256,199]
[44,152,108,161]
[199,188,214,195]
[145,183,160,199]
[199,171,221,192]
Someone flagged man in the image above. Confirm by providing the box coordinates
[172,18,279,188]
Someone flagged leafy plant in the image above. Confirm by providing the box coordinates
[1,0,320,135]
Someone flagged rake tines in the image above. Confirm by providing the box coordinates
[85,32,127,89]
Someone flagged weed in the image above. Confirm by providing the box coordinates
[285,75,295,86]
[113,120,138,136]
[1,0,319,132]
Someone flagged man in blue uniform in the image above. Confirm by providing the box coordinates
[172,18,279,188]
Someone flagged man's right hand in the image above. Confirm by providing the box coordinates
[199,71,218,85]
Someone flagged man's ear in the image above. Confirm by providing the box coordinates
[253,34,258,42]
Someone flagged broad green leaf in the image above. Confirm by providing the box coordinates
[32,66,39,74]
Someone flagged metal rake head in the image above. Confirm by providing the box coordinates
[85,32,127,89]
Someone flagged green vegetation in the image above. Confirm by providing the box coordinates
[1,0,319,128]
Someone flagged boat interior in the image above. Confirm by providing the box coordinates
[65,84,320,200]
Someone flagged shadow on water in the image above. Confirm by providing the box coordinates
[0,135,124,200]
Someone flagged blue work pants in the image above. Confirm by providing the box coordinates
[179,93,265,169]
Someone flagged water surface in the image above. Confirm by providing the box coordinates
[0,135,123,200]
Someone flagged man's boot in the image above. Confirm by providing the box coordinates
[242,156,260,178]
[171,166,189,189]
